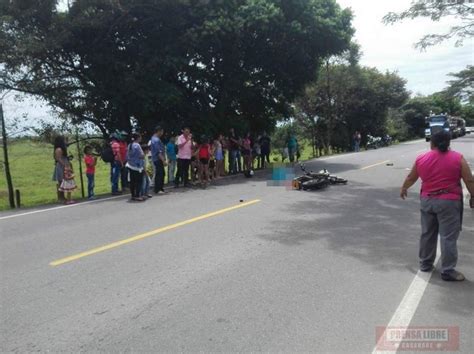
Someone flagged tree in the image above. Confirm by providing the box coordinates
[0,0,354,137]
[295,61,409,152]
[383,0,474,49]
[443,65,473,103]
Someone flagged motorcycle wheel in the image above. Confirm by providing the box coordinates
[329,176,348,185]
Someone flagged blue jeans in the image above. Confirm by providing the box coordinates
[86,173,95,198]
[229,149,241,174]
[110,161,121,193]
[168,159,177,183]
[141,174,150,196]
[354,141,361,152]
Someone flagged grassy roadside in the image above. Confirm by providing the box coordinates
[0,140,113,211]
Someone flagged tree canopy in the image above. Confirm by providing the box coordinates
[294,53,409,152]
[383,0,474,49]
[0,0,354,137]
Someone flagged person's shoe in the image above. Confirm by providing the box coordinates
[88,196,96,200]
[66,200,77,205]
[132,197,145,202]
[147,194,153,198]
[158,190,167,195]
[441,270,465,282]
[112,191,123,195]
[420,264,434,272]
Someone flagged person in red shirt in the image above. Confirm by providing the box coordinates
[197,135,211,188]
[118,132,129,191]
[401,131,474,281]
[84,145,98,199]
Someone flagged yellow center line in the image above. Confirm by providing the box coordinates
[360,160,391,171]
[50,199,261,267]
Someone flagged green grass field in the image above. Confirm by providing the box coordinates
[0,138,333,211]
[0,139,114,211]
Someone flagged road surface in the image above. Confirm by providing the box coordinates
[1,135,473,353]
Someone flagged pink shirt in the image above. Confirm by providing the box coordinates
[111,141,121,162]
[177,134,192,159]
[416,150,463,200]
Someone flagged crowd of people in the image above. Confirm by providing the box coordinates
[52,127,273,203]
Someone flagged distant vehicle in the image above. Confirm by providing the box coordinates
[425,114,454,142]
[366,135,382,149]
[453,117,466,137]
[381,134,393,147]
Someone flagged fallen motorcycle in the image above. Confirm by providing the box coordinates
[292,164,348,191]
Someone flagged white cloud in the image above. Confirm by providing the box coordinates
[336,0,473,95]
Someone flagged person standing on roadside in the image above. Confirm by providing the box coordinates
[166,134,178,184]
[242,132,252,172]
[259,131,271,168]
[83,145,97,200]
[175,127,193,188]
[52,135,69,202]
[110,134,123,195]
[126,133,145,202]
[229,128,241,174]
[401,131,474,281]
[118,132,129,192]
[214,134,225,178]
[353,131,362,152]
[150,126,167,194]
[287,133,298,163]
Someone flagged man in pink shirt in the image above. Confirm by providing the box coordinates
[174,127,193,188]
[401,131,474,281]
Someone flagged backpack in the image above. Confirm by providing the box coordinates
[101,145,115,163]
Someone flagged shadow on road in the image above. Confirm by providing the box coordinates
[258,181,473,272]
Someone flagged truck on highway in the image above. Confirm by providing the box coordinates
[452,116,466,138]
[425,114,453,142]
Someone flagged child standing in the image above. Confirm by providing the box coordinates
[197,136,211,188]
[84,146,97,200]
[59,162,77,204]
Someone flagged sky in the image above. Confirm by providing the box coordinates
[2,0,473,127]
[336,0,473,95]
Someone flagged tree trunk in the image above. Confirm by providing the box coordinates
[325,60,332,155]
[1,104,16,209]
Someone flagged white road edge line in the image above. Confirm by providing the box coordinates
[372,243,441,354]
[0,195,126,221]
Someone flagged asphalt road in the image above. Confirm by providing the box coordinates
[1,135,473,353]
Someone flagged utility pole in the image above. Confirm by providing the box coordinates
[1,103,16,208]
